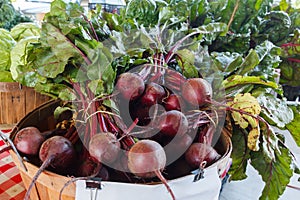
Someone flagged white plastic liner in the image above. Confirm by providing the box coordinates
[76,166,221,200]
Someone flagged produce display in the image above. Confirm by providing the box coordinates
[2,0,300,200]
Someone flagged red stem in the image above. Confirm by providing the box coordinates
[95,100,107,133]
[288,58,300,63]
[82,14,99,42]
[281,43,300,48]
[24,155,55,200]
[154,170,176,200]
[165,30,206,63]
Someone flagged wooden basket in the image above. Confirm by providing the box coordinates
[0,82,52,127]
[9,100,232,200]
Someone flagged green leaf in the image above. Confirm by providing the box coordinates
[10,36,47,86]
[42,23,82,67]
[0,28,15,71]
[211,51,243,76]
[53,106,74,120]
[251,140,293,200]
[10,22,40,42]
[228,125,250,180]
[223,75,279,92]
[236,49,260,75]
[286,105,300,147]
[176,49,198,78]
[0,71,14,82]
[86,44,116,95]
[257,94,294,128]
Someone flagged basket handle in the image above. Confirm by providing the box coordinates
[0,130,28,171]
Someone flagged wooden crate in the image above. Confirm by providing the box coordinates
[0,82,52,127]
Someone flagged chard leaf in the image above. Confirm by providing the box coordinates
[228,125,249,180]
[223,75,279,92]
[256,11,291,44]
[250,130,293,200]
[125,0,166,27]
[54,106,74,120]
[0,28,15,71]
[87,44,115,95]
[34,47,67,79]
[10,36,47,86]
[34,82,75,101]
[0,71,14,82]
[228,93,261,129]
[257,94,294,128]
[42,23,83,67]
[211,51,243,76]
[10,22,40,42]
[176,49,198,78]
[286,105,300,146]
[236,49,260,75]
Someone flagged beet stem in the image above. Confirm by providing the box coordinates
[24,155,55,200]
[154,170,176,200]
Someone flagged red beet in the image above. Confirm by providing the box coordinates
[163,94,182,111]
[76,157,102,177]
[128,139,166,178]
[115,72,145,101]
[181,78,212,107]
[39,136,77,171]
[24,136,76,200]
[184,142,221,169]
[13,127,45,156]
[127,139,175,200]
[164,134,193,162]
[88,132,121,165]
[140,82,166,106]
[159,110,188,138]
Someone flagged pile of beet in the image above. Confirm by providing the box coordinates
[5,67,224,200]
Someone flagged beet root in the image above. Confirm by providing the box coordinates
[88,132,121,165]
[13,126,45,156]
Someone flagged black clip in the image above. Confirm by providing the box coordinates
[86,177,102,190]
[193,168,204,182]
[193,161,206,182]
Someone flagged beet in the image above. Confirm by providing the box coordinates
[76,157,102,177]
[163,93,182,111]
[128,140,175,200]
[128,139,166,178]
[164,134,193,162]
[115,72,145,101]
[88,132,121,165]
[181,78,212,107]
[140,82,165,106]
[159,110,188,138]
[13,127,45,156]
[24,136,76,200]
[39,136,77,172]
[184,142,221,169]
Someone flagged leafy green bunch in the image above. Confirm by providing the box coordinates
[0,22,40,82]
